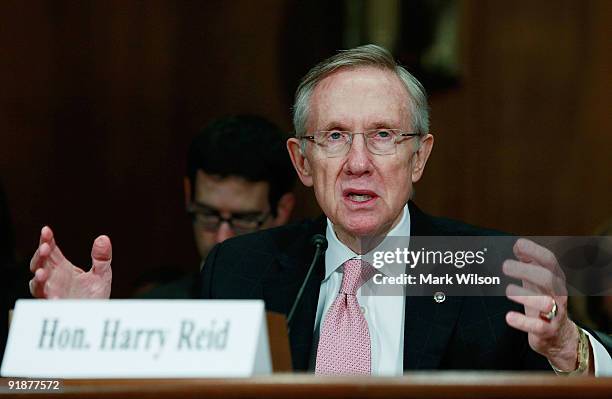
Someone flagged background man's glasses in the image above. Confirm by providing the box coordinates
[301,129,420,158]
[187,204,270,234]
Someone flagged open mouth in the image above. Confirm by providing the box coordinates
[343,189,378,204]
[349,194,372,202]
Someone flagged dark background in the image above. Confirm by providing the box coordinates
[1,0,610,298]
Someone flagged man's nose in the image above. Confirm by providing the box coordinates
[344,133,372,175]
[215,221,235,243]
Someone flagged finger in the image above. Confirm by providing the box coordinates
[503,260,566,295]
[39,226,60,258]
[29,268,48,298]
[35,226,65,265]
[506,311,555,337]
[91,235,112,276]
[506,285,555,313]
[29,242,54,273]
[503,260,554,288]
[513,238,559,272]
[34,267,48,283]
[30,242,68,283]
[30,247,42,272]
[39,226,55,246]
[29,279,41,297]
[30,226,53,272]
[38,242,52,260]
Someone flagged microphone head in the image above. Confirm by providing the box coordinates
[310,234,328,250]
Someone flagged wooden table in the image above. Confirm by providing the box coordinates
[1,372,611,398]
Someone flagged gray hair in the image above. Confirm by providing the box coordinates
[292,44,430,138]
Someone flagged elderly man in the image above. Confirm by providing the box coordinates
[30,45,610,375]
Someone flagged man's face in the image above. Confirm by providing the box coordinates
[288,67,433,247]
[188,170,274,259]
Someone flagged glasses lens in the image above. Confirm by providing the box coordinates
[233,211,270,231]
[366,129,397,155]
[193,213,221,231]
[315,131,349,157]
[231,218,260,232]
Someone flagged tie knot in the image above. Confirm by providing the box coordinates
[340,259,375,295]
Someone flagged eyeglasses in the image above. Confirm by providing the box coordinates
[187,204,270,234]
[301,129,420,158]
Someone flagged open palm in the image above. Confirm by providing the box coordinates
[29,226,112,299]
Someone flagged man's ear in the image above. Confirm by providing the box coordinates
[287,138,313,187]
[183,176,192,208]
[411,133,434,183]
[271,192,295,227]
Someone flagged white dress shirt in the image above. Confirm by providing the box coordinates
[310,204,612,376]
[584,330,611,376]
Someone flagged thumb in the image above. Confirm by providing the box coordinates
[91,235,112,275]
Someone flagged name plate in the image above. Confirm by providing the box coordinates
[1,299,271,378]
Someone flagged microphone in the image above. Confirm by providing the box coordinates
[310,234,328,250]
[286,234,327,331]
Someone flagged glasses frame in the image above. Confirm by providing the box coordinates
[186,204,271,234]
[300,129,420,157]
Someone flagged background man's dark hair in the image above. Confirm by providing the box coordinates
[186,115,295,215]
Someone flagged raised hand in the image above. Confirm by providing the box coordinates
[29,226,112,299]
[503,238,589,373]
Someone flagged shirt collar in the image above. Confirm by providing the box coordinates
[324,204,411,280]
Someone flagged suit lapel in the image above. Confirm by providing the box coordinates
[403,201,464,370]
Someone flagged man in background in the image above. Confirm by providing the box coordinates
[136,115,296,298]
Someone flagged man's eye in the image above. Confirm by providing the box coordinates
[328,131,344,141]
[234,215,259,223]
[196,213,217,220]
[375,129,392,139]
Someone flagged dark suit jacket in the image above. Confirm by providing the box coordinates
[200,201,558,371]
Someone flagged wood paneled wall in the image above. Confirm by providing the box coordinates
[420,0,612,235]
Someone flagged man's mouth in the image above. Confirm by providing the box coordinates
[343,189,378,204]
[349,194,372,202]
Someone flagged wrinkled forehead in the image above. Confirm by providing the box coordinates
[307,66,412,132]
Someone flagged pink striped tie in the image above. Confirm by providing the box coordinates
[315,258,375,374]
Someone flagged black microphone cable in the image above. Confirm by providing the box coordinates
[286,234,327,332]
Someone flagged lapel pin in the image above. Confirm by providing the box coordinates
[434,291,446,303]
